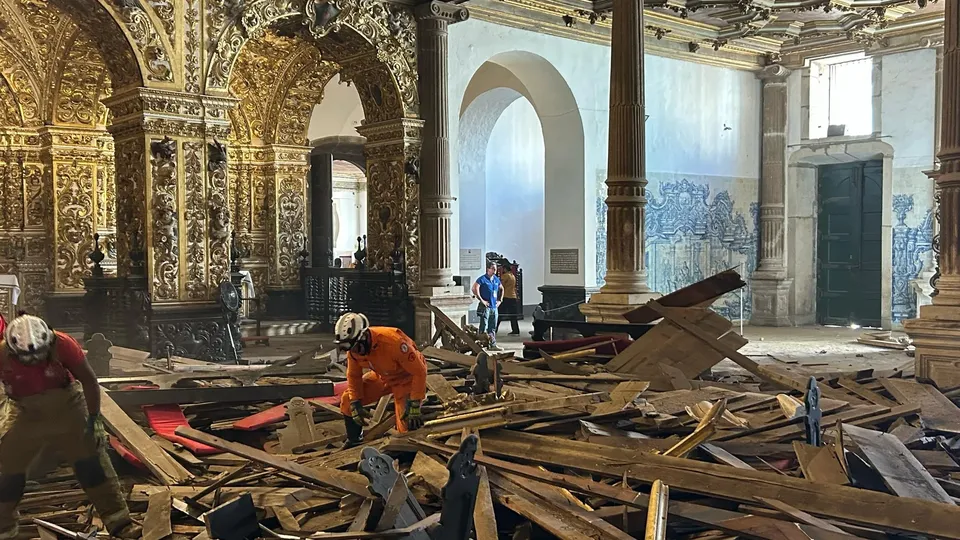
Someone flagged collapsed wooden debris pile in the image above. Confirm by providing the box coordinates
[16,270,960,539]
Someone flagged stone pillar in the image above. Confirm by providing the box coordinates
[264,144,310,318]
[104,88,238,361]
[416,1,467,292]
[750,65,794,326]
[412,1,472,340]
[310,151,334,268]
[580,0,659,323]
[39,127,106,328]
[906,1,960,388]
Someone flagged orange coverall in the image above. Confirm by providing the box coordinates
[339,327,427,432]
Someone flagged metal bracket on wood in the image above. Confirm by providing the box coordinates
[803,376,823,447]
[358,446,430,540]
[472,353,502,398]
[429,434,481,540]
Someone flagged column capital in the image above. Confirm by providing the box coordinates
[102,87,238,140]
[414,1,469,24]
[757,64,791,82]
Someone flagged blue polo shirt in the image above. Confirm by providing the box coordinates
[475,274,501,309]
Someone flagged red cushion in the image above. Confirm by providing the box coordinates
[144,404,219,455]
[233,381,349,431]
[118,384,219,455]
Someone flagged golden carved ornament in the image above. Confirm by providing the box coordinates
[207,138,232,295]
[183,141,208,300]
[114,138,146,277]
[52,161,95,290]
[184,0,202,94]
[206,0,418,118]
[114,0,173,82]
[275,170,307,287]
[150,136,179,300]
[47,0,143,89]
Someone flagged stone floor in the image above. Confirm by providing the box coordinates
[238,320,913,374]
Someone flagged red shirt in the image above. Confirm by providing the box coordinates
[0,331,85,399]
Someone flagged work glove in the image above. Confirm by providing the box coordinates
[86,412,106,448]
[405,399,424,431]
[350,400,371,427]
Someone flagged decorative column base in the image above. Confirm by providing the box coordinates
[151,302,241,363]
[750,276,793,326]
[904,304,960,389]
[579,291,662,323]
[415,287,472,343]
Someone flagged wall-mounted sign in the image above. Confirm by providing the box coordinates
[550,249,579,274]
[460,248,483,271]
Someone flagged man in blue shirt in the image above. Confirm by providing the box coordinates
[472,261,504,350]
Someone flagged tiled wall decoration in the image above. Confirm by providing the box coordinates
[597,177,759,321]
[892,193,934,322]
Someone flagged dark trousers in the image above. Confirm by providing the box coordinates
[497,298,521,334]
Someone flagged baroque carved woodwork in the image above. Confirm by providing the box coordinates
[150,136,180,302]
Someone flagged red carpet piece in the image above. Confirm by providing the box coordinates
[233,381,349,431]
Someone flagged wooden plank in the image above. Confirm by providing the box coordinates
[648,303,855,403]
[474,466,498,540]
[272,506,301,531]
[143,489,173,540]
[469,430,960,539]
[417,441,863,540]
[842,424,955,504]
[836,378,897,407]
[99,388,193,485]
[700,443,754,470]
[792,442,849,485]
[509,392,607,414]
[426,302,484,355]
[131,486,316,509]
[174,427,370,497]
[881,378,960,434]
[490,471,632,540]
[754,497,850,535]
[426,374,460,403]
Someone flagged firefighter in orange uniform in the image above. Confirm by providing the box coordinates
[335,313,427,447]
[0,315,140,538]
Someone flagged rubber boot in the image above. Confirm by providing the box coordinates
[341,415,364,449]
[0,503,17,540]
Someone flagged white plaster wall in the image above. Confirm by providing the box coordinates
[784,49,938,326]
[449,19,761,303]
[483,99,546,303]
[307,74,365,140]
[332,186,367,259]
[449,19,609,290]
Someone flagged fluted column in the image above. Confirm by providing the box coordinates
[750,65,794,326]
[416,1,467,292]
[580,0,659,323]
[906,0,960,388]
[412,1,473,341]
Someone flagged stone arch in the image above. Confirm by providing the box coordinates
[787,139,896,328]
[218,0,423,288]
[205,0,417,120]
[457,51,586,302]
[46,0,153,91]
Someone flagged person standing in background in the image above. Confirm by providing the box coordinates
[472,261,503,351]
[497,263,521,336]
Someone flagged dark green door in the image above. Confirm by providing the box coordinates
[817,161,882,327]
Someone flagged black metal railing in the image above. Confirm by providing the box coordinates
[302,266,414,336]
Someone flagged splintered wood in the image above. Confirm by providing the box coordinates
[15,274,960,540]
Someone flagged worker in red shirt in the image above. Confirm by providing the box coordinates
[334,313,427,447]
[0,315,140,539]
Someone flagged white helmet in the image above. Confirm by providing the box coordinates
[4,314,55,365]
[334,312,369,348]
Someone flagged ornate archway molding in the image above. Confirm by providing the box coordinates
[214,0,424,294]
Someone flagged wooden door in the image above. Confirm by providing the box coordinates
[817,161,883,327]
